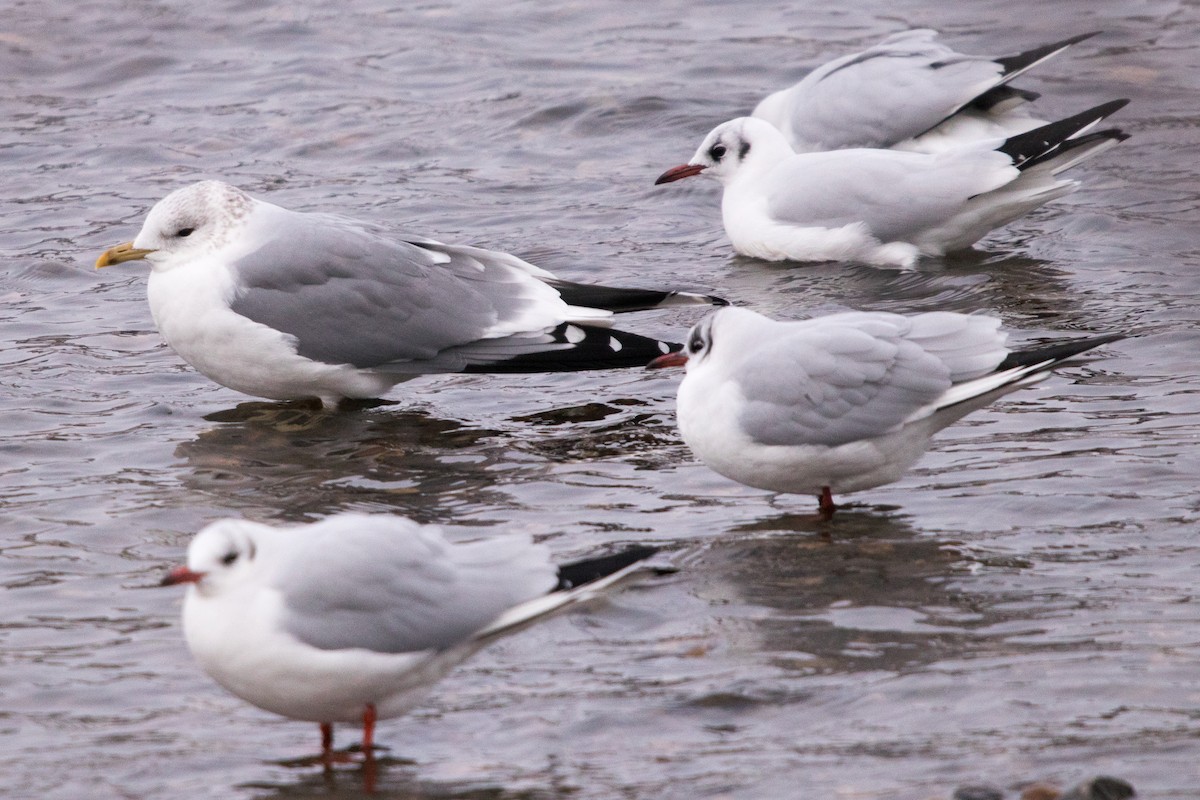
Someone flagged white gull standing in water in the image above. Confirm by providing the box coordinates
[160,513,669,771]
[648,306,1122,519]
[97,181,724,407]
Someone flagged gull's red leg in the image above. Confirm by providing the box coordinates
[361,704,379,793]
[320,722,334,757]
[818,486,837,520]
[362,704,377,756]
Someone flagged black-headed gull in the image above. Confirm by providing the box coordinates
[160,513,668,762]
[752,30,1099,153]
[655,102,1128,267]
[647,306,1122,518]
[97,181,724,407]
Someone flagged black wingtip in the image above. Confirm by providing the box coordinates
[555,545,663,591]
[994,31,1101,77]
[972,84,1042,112]
[548,280,727,313]
[997,332,1125,372]
[460,323,683,374]
[998,99,1130,169]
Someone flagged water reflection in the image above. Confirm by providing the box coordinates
[506,397,683,470]
[171,396,686,524]
[691,511,988,676]
[708,250,1080,330]
[245,755,568,800]
[174,401,509,523]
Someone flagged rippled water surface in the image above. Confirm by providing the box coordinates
[4,1,1200,798]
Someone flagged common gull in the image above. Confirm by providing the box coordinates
[97,181,724,407]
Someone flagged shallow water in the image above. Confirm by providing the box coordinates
[3,1,1200,798]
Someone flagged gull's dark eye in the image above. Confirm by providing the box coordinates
[708,143,727,162]
[688,332,706,354]
[176,227,195,238]
[220,551,239,566]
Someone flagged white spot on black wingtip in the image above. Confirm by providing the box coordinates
[657,341,670,354]
[564,325,586,344]
[609,336,622,352]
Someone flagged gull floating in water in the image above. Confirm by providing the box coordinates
[655,101,1128,267]
[97,181,724,407]
[160,513,668,765]
[648,306,1122,518]
[751,29,1099,153]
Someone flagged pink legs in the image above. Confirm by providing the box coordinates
[818,486,837,520]
[315,704,380,792]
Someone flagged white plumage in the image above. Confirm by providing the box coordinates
[97,181,720,407]
[751,29,1097,153]
[656,105,1128,267]
[648,306,1121,517]
[161,513,662,758]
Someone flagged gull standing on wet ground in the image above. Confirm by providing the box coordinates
[655,101,1129,267]
[648,306,1123,519]
[752,30,1099,153]
[160,513,670,770]
[97,181,724,408]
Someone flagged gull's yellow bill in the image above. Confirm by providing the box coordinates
[95,241,155,268]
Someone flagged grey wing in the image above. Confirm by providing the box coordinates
[760,31,1003,150]
[764,148,1016,240]
[273,515,558,654]
[228,210,571,369]
[735,313,971,447]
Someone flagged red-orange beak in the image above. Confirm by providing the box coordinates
[646,351,689,369]
[654,163,706,185]
[160,566,205,586]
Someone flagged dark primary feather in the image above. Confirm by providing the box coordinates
[993,31,1101,78]
[997,333,1125,371]
[554,546,663,591]
[971,84,1040,112]
[546,279,727,313]
[459,324,679,374]
[998,99,1129,169]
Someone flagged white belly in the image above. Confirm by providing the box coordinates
[182,588,460,723]
[147,266,398,404]
[676,378,937,496]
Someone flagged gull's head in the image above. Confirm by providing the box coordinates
[96,180,255,272]
[647,306,766,373]
[160,518,264,597]
[646,309,724,372]
[655,117,790,187]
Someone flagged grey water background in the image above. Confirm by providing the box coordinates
[3,0,1199,797]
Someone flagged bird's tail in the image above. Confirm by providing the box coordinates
[475,546,672,641]
[938,332,1124,413]
[998,99,1130,172]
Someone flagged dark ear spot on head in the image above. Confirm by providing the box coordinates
[738,139,751,160]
